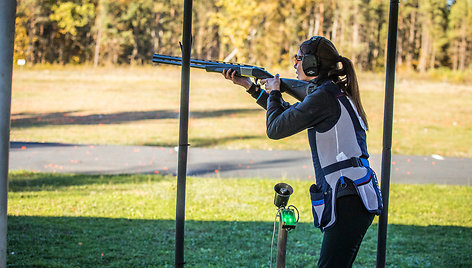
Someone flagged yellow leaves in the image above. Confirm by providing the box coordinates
[50,2,95,36]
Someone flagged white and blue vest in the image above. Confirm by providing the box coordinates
[308,82,383,231]
[248,79,383,231]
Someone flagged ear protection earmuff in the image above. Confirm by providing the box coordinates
[302,36,322,77]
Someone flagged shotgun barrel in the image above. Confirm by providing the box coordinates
[153,53,309,101]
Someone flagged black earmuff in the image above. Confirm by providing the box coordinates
[302,36,322,77]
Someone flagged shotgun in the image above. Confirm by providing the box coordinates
[152,54,309,101]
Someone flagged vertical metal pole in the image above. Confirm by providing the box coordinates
[276,218,288,268]
[376,1,399,267]
[0,0,17,267]
[175,0,193,267]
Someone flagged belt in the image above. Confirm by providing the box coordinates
[322,157,369,176]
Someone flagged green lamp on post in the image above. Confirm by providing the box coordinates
[273,183,299,267]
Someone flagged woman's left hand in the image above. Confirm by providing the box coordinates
[260,74,280,93]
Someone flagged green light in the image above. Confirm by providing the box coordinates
[281,209,297,229]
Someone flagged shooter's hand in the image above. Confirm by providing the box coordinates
[260,74,280,93]
[222,69,253,90]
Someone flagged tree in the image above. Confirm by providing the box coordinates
[417,0,448,72]
[49,0,95,64]
[448,0,472,71]
[11,0,472,72]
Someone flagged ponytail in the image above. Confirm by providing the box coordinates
[335,56,369,130]
[302,36,368,129]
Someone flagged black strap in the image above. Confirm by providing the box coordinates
[322,157,367,176]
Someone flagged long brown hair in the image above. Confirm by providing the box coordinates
[300,37,369,129]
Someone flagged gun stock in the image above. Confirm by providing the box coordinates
[153,53,308,101]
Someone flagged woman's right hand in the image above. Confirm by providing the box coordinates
[222,69,253,90]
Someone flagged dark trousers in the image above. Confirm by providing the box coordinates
[318,195,375,268]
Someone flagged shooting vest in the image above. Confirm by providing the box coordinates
[308,81,383,231]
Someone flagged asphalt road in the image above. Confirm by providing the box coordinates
[9,141,472,186]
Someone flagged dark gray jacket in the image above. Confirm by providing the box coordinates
[247,79,382,230]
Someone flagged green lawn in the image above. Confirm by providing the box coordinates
[7,172,472,267]
[9,66,472,266]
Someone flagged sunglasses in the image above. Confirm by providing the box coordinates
[294,54,303,64]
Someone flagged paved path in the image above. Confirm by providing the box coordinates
[9,141,472,186]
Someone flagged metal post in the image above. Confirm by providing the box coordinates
[376,1,399,267]
[276,218,288,268]
[0,0,17,267]
[175,0,193,267]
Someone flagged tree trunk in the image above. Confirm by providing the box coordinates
[459,22,467,70]
[430,44,435,69]
[397,16,403,67]
[331,10,338,42]
[313,5,320,36]
[406,10,416,70]
[211,25,219,59]
[131,33,139,65]
[308,5,315,37]
[59,37,65,65]
[195,14,204,58]
[418,26,430,73]
[452,39,459,71]
[93,23,102,67]
[152,12,161,52]
[319,2,324,35]
[352,2,359,66]
[93,1,104,68]
[339,3,346,47]
[27,17,36,64]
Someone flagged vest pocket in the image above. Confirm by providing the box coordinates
[310,184,326,228]
[354,167,383,214]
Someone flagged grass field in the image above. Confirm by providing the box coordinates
[7,171,472,267]
[11,65,472,157]
[8,66,472,266]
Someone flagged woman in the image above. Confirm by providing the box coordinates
[223,36,382,267]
